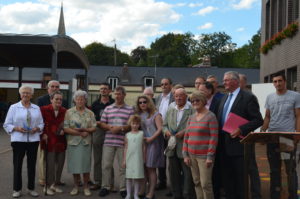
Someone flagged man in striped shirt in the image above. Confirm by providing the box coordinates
[98,86,134,198]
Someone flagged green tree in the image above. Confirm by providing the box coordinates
[197,32,236,67]
[83,42,133,66]
[149,32,197,67]
[231,30,261,68]
[130,46,148,65]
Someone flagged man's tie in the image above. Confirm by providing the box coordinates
[221,93,233,125]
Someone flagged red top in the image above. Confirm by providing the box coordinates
[40,104,67,152]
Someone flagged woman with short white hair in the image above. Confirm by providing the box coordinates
[64,90,96,196]
[3,85,44,198]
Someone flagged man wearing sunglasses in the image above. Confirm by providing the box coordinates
[155,78,174,191]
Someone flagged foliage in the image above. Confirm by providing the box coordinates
[261,22,298,54]
[83,42,133,66]
[148,32,197,67]
[82,31,261,69]
[130,46,148,66]
[197,32,236,66]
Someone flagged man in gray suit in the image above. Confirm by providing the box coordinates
[155,77,174,190]
[163,88,195,199]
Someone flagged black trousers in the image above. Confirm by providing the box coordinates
[11,141,39,191]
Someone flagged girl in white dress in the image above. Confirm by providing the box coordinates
[123,115,145,199]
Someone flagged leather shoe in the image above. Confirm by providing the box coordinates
[155,183,166,190]
[120,190,127,198]
[98,188,109,197]
[90,184,101,190]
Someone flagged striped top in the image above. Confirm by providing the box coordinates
[101,103,134,147]
[182,111,218,160]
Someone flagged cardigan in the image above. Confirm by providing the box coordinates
[40,104,67,152]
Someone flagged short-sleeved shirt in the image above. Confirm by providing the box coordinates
[101,103,134,147]
[265,90,300,132]
[91,96,115,121]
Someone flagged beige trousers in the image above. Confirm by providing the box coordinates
[190,157,214,199]
[37,144,45,184]
[101,145,125,191]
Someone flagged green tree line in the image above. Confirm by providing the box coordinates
[83,30,261,68]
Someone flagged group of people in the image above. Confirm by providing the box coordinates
[2,70,300,199]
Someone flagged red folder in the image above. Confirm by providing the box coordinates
[222,112,249,138]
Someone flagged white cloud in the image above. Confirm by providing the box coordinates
[198,22,213,30]
[194,6,218,16]
[0,0,181,53]
[188,3,203,8]
[236,27,245,32]
[232,0,258,10]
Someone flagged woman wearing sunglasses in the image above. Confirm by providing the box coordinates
[135,95,164,199]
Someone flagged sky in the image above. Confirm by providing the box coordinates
[0,0,261,53]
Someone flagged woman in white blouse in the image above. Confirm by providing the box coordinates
[3,85,44,198]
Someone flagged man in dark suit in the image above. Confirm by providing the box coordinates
[155,78,174,190]
[37,80,68,108]
[216,71,263,199]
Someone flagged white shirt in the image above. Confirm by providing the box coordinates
[175,103,191,126]
[224,87,240,122]
[159,92,171,120]
[3,101,44,142]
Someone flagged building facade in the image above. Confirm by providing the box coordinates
[261,0,300,91]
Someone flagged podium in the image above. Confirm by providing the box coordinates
[240,132,300,199]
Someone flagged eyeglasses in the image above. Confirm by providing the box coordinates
[191,99,201,104]
[139,101,147,105]
[50,85,59,88]
[161,83,169,86]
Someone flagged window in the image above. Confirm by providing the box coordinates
[265,1,270,40]
[278,0,287,32]
[108,77,118,90]
[270,0,278,37]
[288,0,299,24]
[144,77,154,88]
[287,66,297,90]
[76,75,85,90]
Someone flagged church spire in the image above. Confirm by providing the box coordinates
[57,2,66,35]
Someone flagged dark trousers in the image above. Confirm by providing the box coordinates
[168,154,196,199]
[221,153,244,199]
[158,139,167,186]
[267,143,298,199]
[212,146,222,199]
[246,144,261,199]
[11,141,39,191]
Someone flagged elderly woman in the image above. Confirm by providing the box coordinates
[183,91,218,199]
[40,91,67,195]
[135,95,164,199]
[3,85,44,198]
[63,90,96,197]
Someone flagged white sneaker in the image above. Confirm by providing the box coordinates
[27,189,39,197]
[43,187,55,195]
[50,184,63,193]
[70,187,79,196]
[84,188,92,196]
[12,190,21,198]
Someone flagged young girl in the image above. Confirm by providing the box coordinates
[123,115,145,199]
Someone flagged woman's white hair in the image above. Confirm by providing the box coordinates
[73,90,88,101]
[19,85,34,95]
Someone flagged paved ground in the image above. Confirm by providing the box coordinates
[0,127,172,199]
[0,126,300,199]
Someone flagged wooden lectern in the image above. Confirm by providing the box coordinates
[240,132,300,199]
